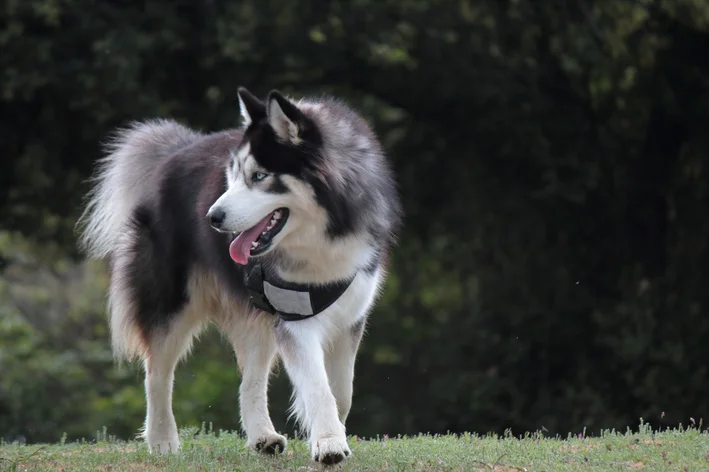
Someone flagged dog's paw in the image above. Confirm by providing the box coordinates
[311,435,351,465]
[147,436,180,454]
[248,432,287,455]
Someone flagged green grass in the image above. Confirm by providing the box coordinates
[1,422,708,471]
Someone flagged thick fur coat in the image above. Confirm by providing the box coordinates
[77,88,402,465]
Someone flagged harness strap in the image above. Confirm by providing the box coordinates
[244,262,357,322]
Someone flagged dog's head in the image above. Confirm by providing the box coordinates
[207,88,337,265]
[208,87,401,273]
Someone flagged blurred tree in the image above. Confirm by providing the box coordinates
[2,0,709,443]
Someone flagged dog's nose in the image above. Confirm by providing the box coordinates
[207,208,226,229]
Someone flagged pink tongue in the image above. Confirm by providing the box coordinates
[229,213,274,265]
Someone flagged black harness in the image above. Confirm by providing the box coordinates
[244,262,357,322]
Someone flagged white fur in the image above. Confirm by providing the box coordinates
[107,227,147,360]
[278,268,382,461]
[137,267,381,460]
[227,142,251,188]
[195,271,288,453]
[81,121,200,361]
[80,95,397,465]
[142,308,204,453]
[210,150,381,283]
[185,125,383,461]
[238,94,253,127]
[77,120,200,259]
[209,154,288,234]
[326,323,366,424]
[268,97,301,144]
[276,175,378,283]
[202,145,381,460]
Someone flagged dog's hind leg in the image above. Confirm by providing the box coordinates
[143,312,204,454]
[325,318,366,424]
[219,313,286,454]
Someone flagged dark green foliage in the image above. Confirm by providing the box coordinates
[2,0,709,444]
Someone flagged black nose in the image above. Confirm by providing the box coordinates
[207,208,226,228]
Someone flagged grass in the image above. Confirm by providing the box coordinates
[1,422,708,471]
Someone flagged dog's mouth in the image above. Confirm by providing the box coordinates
[229,208,289,265]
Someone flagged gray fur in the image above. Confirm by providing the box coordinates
[77,120,202,259]
[76,89,402,463]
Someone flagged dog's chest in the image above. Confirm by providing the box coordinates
[282,268,383,339]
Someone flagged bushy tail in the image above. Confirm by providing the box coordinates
[77,119,201,259]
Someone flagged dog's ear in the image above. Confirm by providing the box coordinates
[266,90,310,144]
[237,87,266,127]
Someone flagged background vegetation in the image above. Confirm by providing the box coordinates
[2,0,709,444]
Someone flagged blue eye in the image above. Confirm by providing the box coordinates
[252,172,268,182]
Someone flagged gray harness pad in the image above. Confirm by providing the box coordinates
[243,262,358,321]
[263,281,314,316]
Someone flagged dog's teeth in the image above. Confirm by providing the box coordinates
[251,241,259,248]
[274,211,281,220]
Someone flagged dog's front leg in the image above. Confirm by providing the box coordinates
[325,318,366,424]
[277,325,351,465]
[233,331,286,454]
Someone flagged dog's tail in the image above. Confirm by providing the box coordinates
[77,119,201,260]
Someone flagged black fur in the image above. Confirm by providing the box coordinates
[268,90,324,146]
[240,96,366,239]
[306,175,357,237]
[238,87,267,123]
[235,90,402,242]
[245,118,323,174]
[124,204,188,337]
[267,175,290,194]
[120,131,252,337]
[110,91,401,344]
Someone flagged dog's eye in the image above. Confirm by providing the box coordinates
[252,172,268,182]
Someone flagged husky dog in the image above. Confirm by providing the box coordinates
[77,87,402,464]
